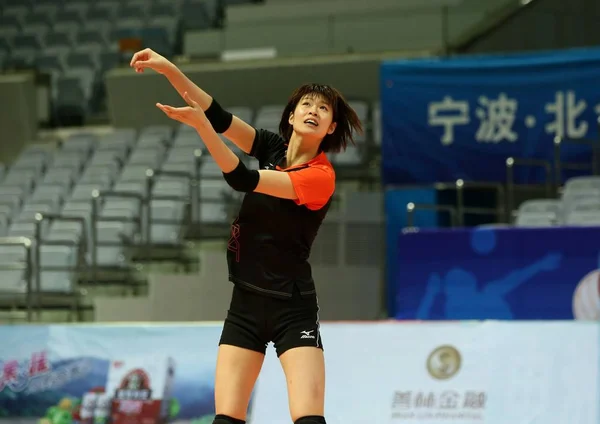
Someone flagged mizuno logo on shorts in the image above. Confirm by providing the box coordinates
[300,330,315,339]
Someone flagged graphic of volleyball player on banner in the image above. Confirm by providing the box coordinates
[415,229,562,320]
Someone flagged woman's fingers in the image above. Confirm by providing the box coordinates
[183,91,200,108]
[130,48,151,67]
[156,103,192,114]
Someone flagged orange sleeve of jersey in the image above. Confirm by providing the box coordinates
[287,164,335,210]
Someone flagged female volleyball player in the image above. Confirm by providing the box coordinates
[130,48,362,424]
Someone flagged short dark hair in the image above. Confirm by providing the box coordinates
[278,83,363,153]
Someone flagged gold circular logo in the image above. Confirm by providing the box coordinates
[426,345,461,380]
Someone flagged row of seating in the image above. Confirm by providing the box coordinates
[0,125,228,294]
[515,176,600,227]
[0,107,377,295]
[0,0,255,122]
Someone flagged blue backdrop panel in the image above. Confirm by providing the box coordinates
[380,47,600,185]
[393,226,600,320]
[384,188,438,315]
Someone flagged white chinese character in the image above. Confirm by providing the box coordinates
[545,90,587,138]
[428,96,470,146]
[475,93,518,143]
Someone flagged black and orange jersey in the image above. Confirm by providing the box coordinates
[226,128,335,299]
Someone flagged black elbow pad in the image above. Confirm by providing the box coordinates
[204,98,233,133]
[223,160,260,192]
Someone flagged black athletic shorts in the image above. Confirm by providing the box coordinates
[219,284,323,357]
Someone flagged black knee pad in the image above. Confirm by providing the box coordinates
[295,416,326,424]
[213,414,245,424]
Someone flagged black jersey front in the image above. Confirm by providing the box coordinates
[226,129,334,299]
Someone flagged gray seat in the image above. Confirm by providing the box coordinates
[199,179,231,224]
[31,4,59,20]
[137,133,169,150]
[330,147,363,166]
[63,2,90,19]
[127,149,166,169]
[61,133,97,158]
[167,146,201,164]
[11,151,50,178]
[39,245,78,292]
[51,152,88,174]
[12,34,42,50]
[17,202,58,223]
[98,128,137,148]
[86,152,124,171]
[150,200,186,244]
[0,17,20,41]
[199,157,223,178]
[52,22,80,41]
[43,168,76,188]
[565,199,600,226]
[30,185,68,205]
[562,187,600,219]
[78,168,115,187]
[36,53,66,73]
[515,212,556,227]
[565,176,600,192]
[90,1,121,18]
[2,5,29,24]
[516,199,562,224]
[229,106,254,125]
[139,125,173,142]
[255,105,284,132]
[23,14,52,29]
[9,49,37,68]
[118,165,153,182]
[77,29,108,49]
[120,3,148,19]
[22,22,51,42]
[70,183,107,201]
[3,169,37,194]
[173,132,202,149]
[54,10,83,25]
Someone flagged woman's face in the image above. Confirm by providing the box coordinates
[288,94,337,144]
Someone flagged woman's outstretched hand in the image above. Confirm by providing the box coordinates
[156,92,209,130]
[130,48,173,75]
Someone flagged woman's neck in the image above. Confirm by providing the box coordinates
[284,133,320,168]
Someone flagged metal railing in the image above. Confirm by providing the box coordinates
[401,179,505,228]
[406,202,458,228]
[553,135,600,187]
[402,123,600,230]
[505,157,554,218]
[34,212,88,319]
[0,237,34,321]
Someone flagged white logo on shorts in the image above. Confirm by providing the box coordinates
[300,330,315,339]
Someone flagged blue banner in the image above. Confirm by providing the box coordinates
[381,47,600,185]
[393,226,600,320]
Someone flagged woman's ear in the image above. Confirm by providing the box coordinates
[327,122,337,135]
[288,112,294,125]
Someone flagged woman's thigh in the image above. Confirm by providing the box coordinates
[279,346,326,422]
[214,344,265,420]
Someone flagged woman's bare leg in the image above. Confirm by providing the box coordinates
[214,344,265,421]
[279,346,326,422]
